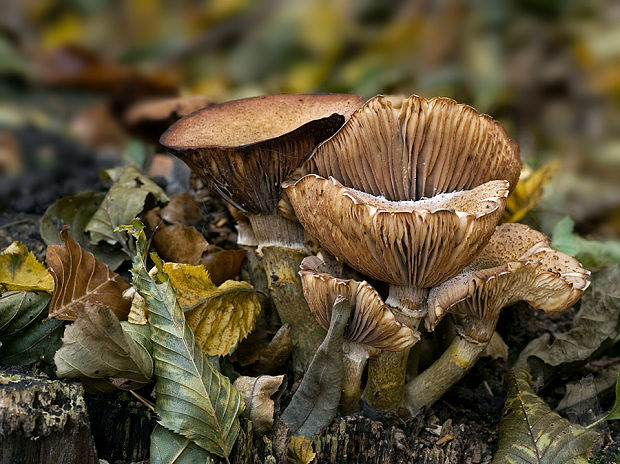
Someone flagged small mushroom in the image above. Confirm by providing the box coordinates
[402,223,590,415]
[300,252,418,413]
[160,93,366,371]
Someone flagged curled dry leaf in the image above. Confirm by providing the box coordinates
[201,246,246,285]
[46,227,131,321]
[54,304,153,390]
[164,262,261,356]
[255,324,293,373]
[153,224,209,265]
[287,435,316,464]
[233,375,284,433]
[492,369,599,464]
[126,289,148,325]
[85,164,169,245]
[160,193,202,225]
[481,331,509,361]
[0,242,54,293]
[281,297,350,437]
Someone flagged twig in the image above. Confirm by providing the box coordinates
[0,218,34,228]
[129,390,155,412]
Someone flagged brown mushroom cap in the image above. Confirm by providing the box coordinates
[300,253,417,351]
[285,175,509,288]
[425,223,590,341]
[303,95,521,200]
[160,94,366,214]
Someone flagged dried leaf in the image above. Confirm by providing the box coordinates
[46,227,131,321]
[517,265,620,379]
[129,222,244,458]
[0,242,54,293]
[160,193,202,225]
[153,224,209,265]
[54,305,153,390]
[0,290,64,365]
[40,191,127,270]
[150,425,213,464]
[503,161,559,223]
[492,369,599,464]
[255,324,293,373]
[558,366,620,413]
[552,217,620,268]
[127,290,148,325]
[287,435,316,464]
[482,331,509,361]
[202,247,246,285]
[85,164,169,245]
[233,375,284,433]
[281,297,350,437]
[164,262,261,356]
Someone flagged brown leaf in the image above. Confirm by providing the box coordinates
[160,193,202,225]
[233,375,284,433]
[256,324,293,373]
[201,246,246,285]
[46,226,130,321]
[152,224,209,265]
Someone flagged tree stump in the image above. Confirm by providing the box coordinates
[0,366,98,464]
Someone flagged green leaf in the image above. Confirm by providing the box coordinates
[281,296,349,437]
[86,165,169,245]
[492,369,599,464]
[150,425,212,464]
[40,191,127,271]
[0,291,64,365]
[122,140,149,170]
[129,222,244,459]
[552,217,620,268]
[516,265,620,380]
[54,305,153,390]
[603,371,620,422]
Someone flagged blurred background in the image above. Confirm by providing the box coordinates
[0,0,619,240]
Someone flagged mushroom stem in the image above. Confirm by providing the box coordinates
[249,213,326,372]
[362,286,426,410]
[341,341,370,414]
[401,334,485,416]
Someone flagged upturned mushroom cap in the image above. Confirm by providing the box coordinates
[160,94,366,214]
[300,253,417,351]
[302,95,521,200]
[425,223,590,342]
[285,175,509,288]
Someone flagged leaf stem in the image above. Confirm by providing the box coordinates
[130,389,156,412]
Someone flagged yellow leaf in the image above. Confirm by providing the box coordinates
[503,161,560,223]
[287,435,316,464]
[0,242,54,293]
[164,263,261,356]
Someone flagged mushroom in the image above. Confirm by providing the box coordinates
[284,94,520,409]
[159,93,366,371]
[402,223,590,415]
[299,252,418,413]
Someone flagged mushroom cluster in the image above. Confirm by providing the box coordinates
[161,93,589,415]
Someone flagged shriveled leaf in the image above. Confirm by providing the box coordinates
[202,247,246,286]
[482,331,509,361]
[0,291,63,365]
[552,217,620,268]
[150,425,213,464]
[126,289,148,325]
[233,375,284,433]
[281,297,349,437]
[46,227,131,321]
[85,164,169,245]
[40,191,127,270]
[160,193,202,225]
[54,305,153,390]
[153,224,209,265]
[287,435,316,464]
[558,366,619,413]
[517,265,620,379]
[164,262,260,356]
[503,161,559,223]
[0,242,54,293]
[492,369,599,464]
[130,222,244,458]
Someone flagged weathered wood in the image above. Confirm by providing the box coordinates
[0,366,97,464]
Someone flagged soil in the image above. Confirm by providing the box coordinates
[0,126,618,463]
